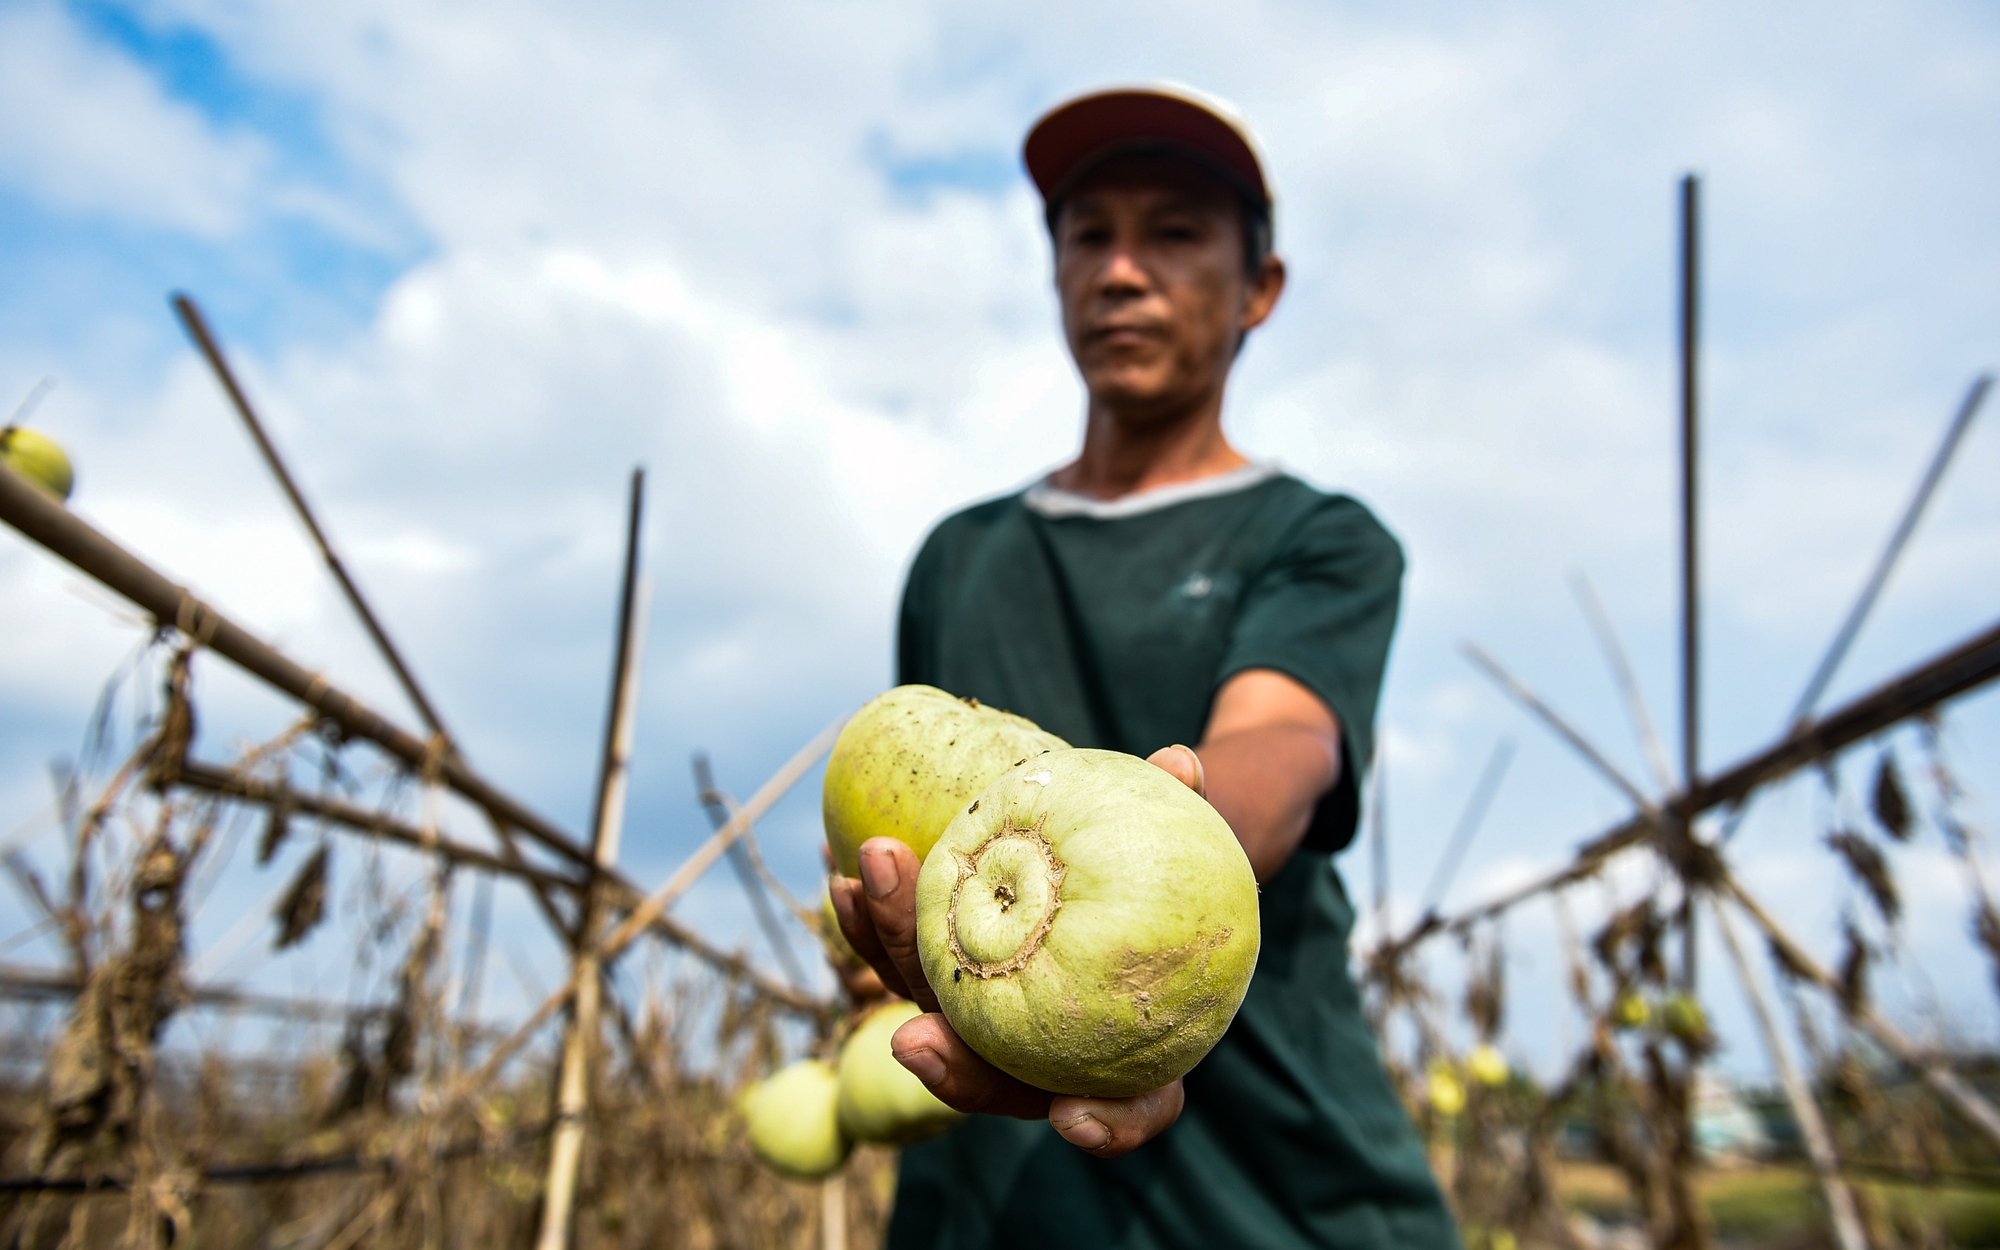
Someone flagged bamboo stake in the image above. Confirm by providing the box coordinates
[459,716,845,1093]
[0,460,592,869]
[174,760,580,890]
[538,470,647,1250]
[1462,641,1656,813]
[696,755,809,986]
[1788,374,1991,731]
[172,761,805,1004]
[821,1173,847,1250]
[1417,738,1515,917]
[1709,896,1867,1250]
[595,715,845,965]
[1722,873,2000,1150]
[173,293,583,941]
[1572,571,1677,794]
[1379,614,2000,958]
[716,791,819,931]
[173,294,453,745]
[0,961,501,1034]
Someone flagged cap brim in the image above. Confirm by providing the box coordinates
[1023,86,1271,209]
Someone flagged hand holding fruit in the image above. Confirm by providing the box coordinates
[828,740,1220,1159]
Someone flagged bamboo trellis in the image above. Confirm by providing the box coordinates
[1362,177,2000,1250]
[0,301,853,1247]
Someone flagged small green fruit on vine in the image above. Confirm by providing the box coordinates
[835,999,963,1144]
[740,1059,849,1180]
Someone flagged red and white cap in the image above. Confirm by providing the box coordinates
[1022,84,1273,212]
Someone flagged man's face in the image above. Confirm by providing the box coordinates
[1052,156,1282,423]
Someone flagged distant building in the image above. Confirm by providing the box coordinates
[1692,1072,1773,1161]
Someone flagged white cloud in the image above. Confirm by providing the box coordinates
[0,2,266,235]
[2,0,1998,1072]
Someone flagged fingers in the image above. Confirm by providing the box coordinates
[833,957,886,1002]
[854,837,940,1013]
[1048,1080,1186,1159]
[828,836,940,1012]
[1146,744,1206,798]
[828,874,917,1002]
[891,1012,1054,1121]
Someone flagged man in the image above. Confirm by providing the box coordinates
[830,86,1459,1249]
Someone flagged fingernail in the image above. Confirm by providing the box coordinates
[859,848,900,899]
[893,1046,945,1087]
[1053,1112,1109,1151]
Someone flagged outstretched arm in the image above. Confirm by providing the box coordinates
[1194,667,1342,882]
[828,668,1341,1155]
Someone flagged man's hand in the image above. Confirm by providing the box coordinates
[828,750,1203,1159]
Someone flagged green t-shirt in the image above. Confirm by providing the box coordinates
[889,467,1460,1250]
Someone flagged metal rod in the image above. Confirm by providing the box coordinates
[540,470,648,1250]
[0,460,592,869]
[1678,173,1702,1003]
[1418,738,1515,916]
[171,294,454,744]
[1679,173,1701,791]
[1709,896,1868,1250]
[696,754,810,988]
[1462,641,1655,812]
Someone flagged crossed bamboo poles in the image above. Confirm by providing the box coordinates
[0,299,853,1246]
[1364,177,1998,1250]
[5,246,1995,1246]
[0,434,831,1018]
[1371,399,2000,1248]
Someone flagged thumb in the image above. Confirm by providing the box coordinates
[1145,744,1205,798]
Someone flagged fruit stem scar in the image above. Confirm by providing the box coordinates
[945,823,1066,979]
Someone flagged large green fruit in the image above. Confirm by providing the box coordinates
[915,748,1259,1097]
[823,685,1067,877]
[740,1058,849,1180]
[835,999,963,1144]
[0,427,74,501]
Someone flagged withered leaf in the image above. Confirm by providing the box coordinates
[256,798,293,866]
[1767,934,1813,984]
[1871,755,1913,842]
[274,844,330,950]
[1836,921,1870,1018]
[1826,830,1899,926]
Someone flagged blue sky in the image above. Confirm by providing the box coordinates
[3,0,1999,1082]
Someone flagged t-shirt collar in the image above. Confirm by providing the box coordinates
[1021,462,1280,520]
